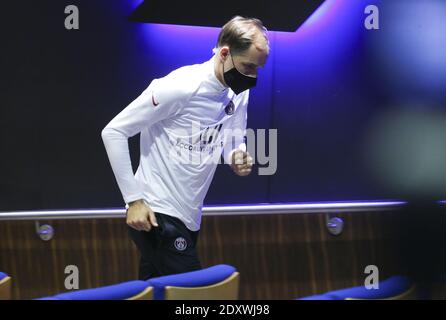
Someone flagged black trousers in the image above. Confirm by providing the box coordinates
[127,211,202,280]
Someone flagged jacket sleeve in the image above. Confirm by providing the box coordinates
[101,76,192,205]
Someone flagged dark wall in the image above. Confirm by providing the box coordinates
[1,0,394,212]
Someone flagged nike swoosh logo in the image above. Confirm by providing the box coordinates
[152,94,159,106]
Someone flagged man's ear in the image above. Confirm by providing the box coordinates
[219,46,230,61]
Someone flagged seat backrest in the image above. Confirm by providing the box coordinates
[0,272,12,300]
[165,272,240,300]
[147,264,238,300]
[127,286,153,300]
[37,280,153,300]
[327,276,416,300]
[345,285,417,300]
[297,276,416,300]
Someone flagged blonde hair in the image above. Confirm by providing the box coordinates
[213,16,269,55]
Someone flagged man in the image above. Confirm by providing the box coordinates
[101,16,269,280]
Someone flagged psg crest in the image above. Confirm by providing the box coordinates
[225,101,235,115]
[174,237,187,251]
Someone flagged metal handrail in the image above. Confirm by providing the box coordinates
[0,200,408,221]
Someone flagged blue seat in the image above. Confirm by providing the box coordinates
[328,276,415,300]
[0,272,12,300]
[146,264,239,300]
[36,280,153,300]
[0,272,7,281]
[298,276,416,300]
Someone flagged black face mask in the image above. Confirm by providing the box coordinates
[223,52,257,95]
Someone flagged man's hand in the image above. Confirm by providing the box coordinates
[126,199,158,232]
[230,149,253,176]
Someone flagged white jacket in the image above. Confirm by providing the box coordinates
[101,55,249,231]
